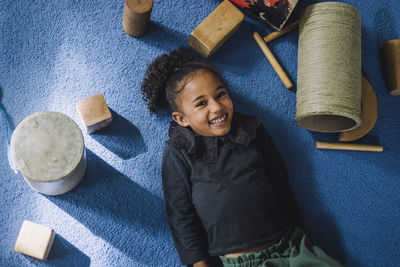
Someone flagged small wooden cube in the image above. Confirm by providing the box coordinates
[188,0,244,58]
[76,94,112,134]
[14,220,56,260]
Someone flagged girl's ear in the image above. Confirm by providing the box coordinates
[172,111,190,127]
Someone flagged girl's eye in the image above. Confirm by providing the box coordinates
[196,101,206,107]
[217,91,226,98]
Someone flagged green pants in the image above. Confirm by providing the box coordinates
[219,227,343,267]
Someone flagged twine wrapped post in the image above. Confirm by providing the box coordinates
[296,2,362,132]
[122,0,153,37]
[382,39,400,96]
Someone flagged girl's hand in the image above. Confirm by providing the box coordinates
[193,260,208,267]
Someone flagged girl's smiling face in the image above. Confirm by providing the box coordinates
[172,71,234,137]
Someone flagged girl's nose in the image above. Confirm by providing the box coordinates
[209,99,223,113]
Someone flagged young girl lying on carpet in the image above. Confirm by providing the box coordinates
[141,48,342,267]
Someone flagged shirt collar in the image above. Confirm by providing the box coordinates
[166,112,261,162]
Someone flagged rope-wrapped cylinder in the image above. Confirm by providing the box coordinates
[296,2,362,132]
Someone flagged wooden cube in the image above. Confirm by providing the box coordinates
[76,94,112,134]
[188,0,244,58]
[14,220,55,260]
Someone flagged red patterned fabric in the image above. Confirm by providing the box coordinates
[228,0,296,30]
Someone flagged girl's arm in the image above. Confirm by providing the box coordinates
[193,260,209,267]
[162,145,208,266]
[257,125,304,228]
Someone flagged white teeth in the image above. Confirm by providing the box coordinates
[210,114,227,124]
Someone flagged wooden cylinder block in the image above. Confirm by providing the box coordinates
[382,39,400,95]
[123,0,153,37]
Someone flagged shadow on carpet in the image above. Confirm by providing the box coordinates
[91,109,147,160]
[46,149,169,266]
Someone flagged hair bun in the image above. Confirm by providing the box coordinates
[141,47,195,114]
[168,47,195,71]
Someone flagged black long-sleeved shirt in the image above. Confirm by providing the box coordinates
[162,112,303,265]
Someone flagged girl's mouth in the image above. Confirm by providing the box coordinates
[209,114,228,127]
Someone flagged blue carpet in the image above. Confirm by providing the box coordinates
[1,0,399,266]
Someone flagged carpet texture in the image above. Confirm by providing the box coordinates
[1,0,399,266]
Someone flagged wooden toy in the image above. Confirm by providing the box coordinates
[339,76,378,142]
[76,94,112,134]
[10,112,86,195]
[316,142,383,152]
[122,0,153,37]
[14,220,56,260]
[382,39,400,95]
[188,0,244,58]
[253,31,293,89]
[263,20,299,43]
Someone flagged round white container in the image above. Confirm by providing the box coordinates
[10,112,86,195]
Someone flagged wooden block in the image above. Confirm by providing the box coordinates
[122,0,153,37]
[14,220,56,260]
[188,0,244,58]
[76,94,112,134]
[382,39,400,95]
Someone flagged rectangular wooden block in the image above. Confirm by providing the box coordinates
[188,0,244,58]
[14,220,55,260]
[76,94,113,134]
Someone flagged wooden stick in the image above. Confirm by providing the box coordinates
[263,20,300,43]
[315,142,383,152]
[253,32,293,89]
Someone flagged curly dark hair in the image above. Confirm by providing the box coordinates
[141,47,222,114]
